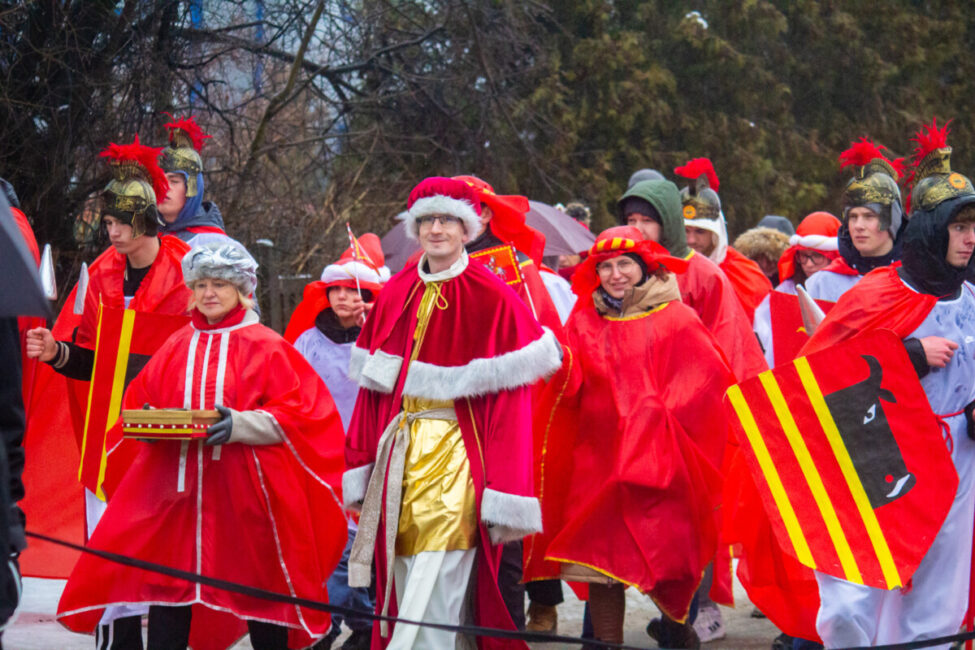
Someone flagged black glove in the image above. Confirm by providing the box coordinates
[206,405,233,446]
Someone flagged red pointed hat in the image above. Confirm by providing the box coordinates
[778,211,842,282]
[571,225,689,312]
[453,175,547,265]
[403,176,482,240]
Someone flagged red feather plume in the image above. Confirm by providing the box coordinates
[838,137,886,169]
[910,117,951,167]
[99,134,169,202]
[674,158,719,192]
[163,113,211,152]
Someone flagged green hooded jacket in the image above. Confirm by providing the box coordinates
[618,179,690,257]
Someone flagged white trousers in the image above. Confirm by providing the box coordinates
[815,470,975,649]
[388,549,476,649]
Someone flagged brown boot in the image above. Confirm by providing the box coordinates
[525,602,558,634]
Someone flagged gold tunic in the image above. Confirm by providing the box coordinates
[394,280,477,556]
[395,396,477,555]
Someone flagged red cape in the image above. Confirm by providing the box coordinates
[526,299,734,621]
[678,251,768,382]
[58,312,347,650]
[19,237,192,578]
[346,256,560,649]
[800,266,936,356]
[820,256,860,277]
[284,281,333,344]
[720,247,773,320]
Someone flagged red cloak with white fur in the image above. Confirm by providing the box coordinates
[343,252,562,650]
[57,308,347,650]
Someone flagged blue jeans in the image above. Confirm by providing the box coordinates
[326,521,374,632]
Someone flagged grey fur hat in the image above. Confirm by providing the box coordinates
[182,242,258,295]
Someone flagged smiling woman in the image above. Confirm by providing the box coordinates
[56,240,348,650]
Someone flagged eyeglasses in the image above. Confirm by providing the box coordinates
[796,251,828,265]
[417,214,463,227]
[596,257,638,276]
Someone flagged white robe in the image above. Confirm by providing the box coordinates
[816,282,975,649]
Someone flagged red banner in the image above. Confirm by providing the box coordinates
[769,290,834,364]
[470,244,524,286]
[726,329,955,589]
[79,304,188,499]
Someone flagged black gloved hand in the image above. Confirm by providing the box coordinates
[206,405,233,446]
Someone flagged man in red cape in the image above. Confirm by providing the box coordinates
[794,120,975,649]
[24,136,191,648]
[674,158,772,320]
[343,177,562,649]
[526,226,735,647]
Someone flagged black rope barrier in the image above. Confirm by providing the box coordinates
[26,530,975,650]
[25,530,646,649]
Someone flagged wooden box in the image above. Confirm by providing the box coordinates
[121,409,220,440]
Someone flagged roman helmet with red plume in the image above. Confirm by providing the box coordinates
[570,226,688,314]
[99,135,168,238]
[907,118,975,216]
[159,114,211,197]
[675,157,727,261]
[838,136,904,234]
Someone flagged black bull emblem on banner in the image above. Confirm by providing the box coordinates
[824,354,916,509]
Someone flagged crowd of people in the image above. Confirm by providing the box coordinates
[1,113,974,650]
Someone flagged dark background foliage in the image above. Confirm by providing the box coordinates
[2,0,973,282]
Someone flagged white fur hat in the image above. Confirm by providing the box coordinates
[182,242,258,294]
[401,176,482,240]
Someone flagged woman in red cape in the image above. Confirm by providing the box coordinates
[527,226,735,647]
[57,242,348,650]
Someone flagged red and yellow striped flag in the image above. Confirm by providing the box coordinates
[725,329,955,589]
[79,303,189,499]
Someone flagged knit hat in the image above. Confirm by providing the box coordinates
[99,135,169,238]
[675,158,727,262]
[159,115,210,198]
[402,176,482,240]
[757,215,795,236]
[182,242,258,295]
[839,137,904,234]
[777,211,841,282]
[627,168,665,188]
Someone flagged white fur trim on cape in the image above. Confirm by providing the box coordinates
[404,195,481,239]
[349,345,403,394]
[401,327,562,400]
[481,488,542,544]
[789,233,839,251]
[342,463,373,511]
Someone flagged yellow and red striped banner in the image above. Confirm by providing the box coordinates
[79,303,189,499]
[725,329,955,589]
